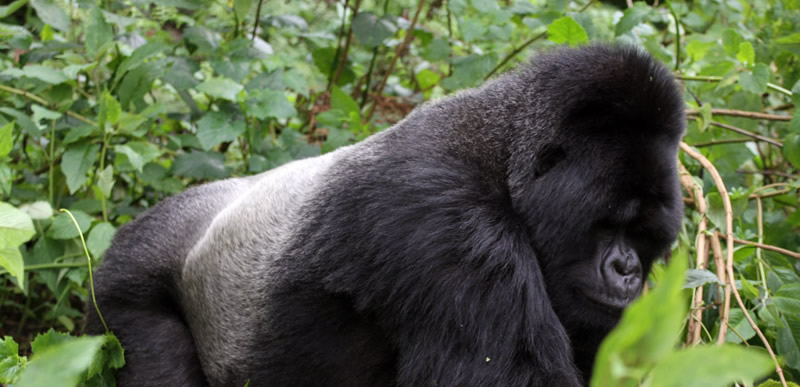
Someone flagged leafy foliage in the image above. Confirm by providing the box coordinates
[0,0,798,385]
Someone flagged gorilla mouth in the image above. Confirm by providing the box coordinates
[581,290,632,311]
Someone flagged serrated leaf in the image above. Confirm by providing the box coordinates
[114,144,144,172]
[87,222,116,259]
[99,91,121,130]
[737,41,755,65]
[196,78,243,102]
[0,121,12,158]
[18,201,53,220]
[739,63,769,94]
[114,42,168,84]
[61,143,100,194]
[774,283,800,316]
[726,308,756,344]
[352,12,396,48]
[683,268,720,289]
[17,336,105,387]
[195,111,246,151]
[47,210,91,240]
[95,165,114,199]
[85,6,113,58]
[615,3,650,36]
[784,134,800,168]
[119,61,163,108]
[776,315,800,372]
[0,202,35,288]
[29,0,70,32]
[246,90,297,120]
[172,151,232,180]
[31,105,61,124]
[648,345,773,387]
[330,87,359,116]
[547,16,587,47]
[22,65,68,85]
[0,335,26,384]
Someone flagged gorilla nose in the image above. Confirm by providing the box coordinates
[602,250,643,301]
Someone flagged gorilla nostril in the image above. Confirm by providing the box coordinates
[612,255,640,276]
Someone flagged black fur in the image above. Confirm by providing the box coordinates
[86,44,685,386]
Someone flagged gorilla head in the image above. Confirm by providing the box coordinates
[87,44,685,387]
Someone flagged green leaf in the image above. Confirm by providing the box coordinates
[86,333,125,379]
[774,283,800,316]
[791,80,800,109]
[352,12,396,48]
[22,65,68,85]
[17,336,105,387]
[85,6,113,58]
[739,63,769,94]
[725,308,756,344]
[683,268,720,289]
[95,165,114,199]
[114,144,144,172]
[460,18,487,42]
[737,41,755,65]
[31,105,61,123]
[61,143,100,194]
[119,61,164,108]
[29,0,70,32]
[0,336,26,384]
[0,0,27,18]
[784,134,800,168]
[591,251,688,386]
[0,108,39,136]
[196,111,246,151]
[47,210,91,240]
[775,32,800,56]
[615,3,650,36]
[0,202,35,288]
[114,42,168,84]
[330,87,359,116]
[98,90,121,130]
[648,345,773,387]
[246,90,298,120]
[87,222,116,259]
[18,201,53,220]
[0,121,12,159]
[234,0,254,23]
[721,29,742,56]
[172,151,232,180]
[416,69,441,91]
[777,315,800,372]
[441,54,495,90]
[196,78,244,102]
[548,16,588,47]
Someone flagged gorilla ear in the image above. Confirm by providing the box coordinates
[534,145,566,179]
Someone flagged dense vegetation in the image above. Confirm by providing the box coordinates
[0,0,798,385]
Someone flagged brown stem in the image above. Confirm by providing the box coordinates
[708,121,782,147]
[686,108,792,122]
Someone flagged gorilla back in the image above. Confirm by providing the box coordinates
[87,44,685,387]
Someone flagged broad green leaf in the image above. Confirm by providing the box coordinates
[22,65,68,85]
[85,6,112,58]
[61,143,100,194]
[114,42,168,84]
[352,12,396,48]
[31,105,61,123]
[114,144,144,172]
[0,108,39,136]
[18,201,53,220]
[615,3,650,37]
[725,308,756,344]
[195,111,246,151]
[686,40,715,62]
[737,41,755,65]
[0,202,35,288]
[0,0,27,18]
[86,333,125,379]
[758,381,800,387]
[648,345,773,387]
[777,315,800,373]
[776,32,800,56]
[119,61,164,108]
[87,222,116,259]
[234,0,254,23]
[471,0,499,13]
[99,90,121,131]
[17,336,105,387]
[196,78,244,102]
[683,268,720,289]
[47,210,91,240]
[460,18,487,42]
[330,87,359,116]
[591,251,688,386]
[416,69,441,91]
[774,283,800,316]
[172,151,232,180]
[704,192,727,232]
[721,29,742,56]
[792,80,800,108]
[739,63,769,94]
[441,54,495,90]
[422,38,451,62]
[29,0,70,32]
[548,16,588,47]
[0,336,26,384]
[246,90,298,120]
[784,134,800,168]
[311,47,355,85]
[0,121,12,159]
[95,165,114,199]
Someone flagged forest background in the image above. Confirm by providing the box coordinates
[0,0,799,386]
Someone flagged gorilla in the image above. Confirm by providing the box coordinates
[86,44,685,386]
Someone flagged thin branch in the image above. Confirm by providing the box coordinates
[710,232,730,344]
[332,0,362,88]
[717,235,800,260]
[677,74,793,98]
[251,0,265,41]
[0,84,97,127]
[686,108,792,122]
[0,262,88,275]
[691,138,753,147]
[709,121,782,147]
[680,162,709,346]
[365,0,426,123]
[737,169,797,179]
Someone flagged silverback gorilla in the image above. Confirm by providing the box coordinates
[86,44,685,386]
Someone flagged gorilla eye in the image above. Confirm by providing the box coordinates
[534,145,566,179]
